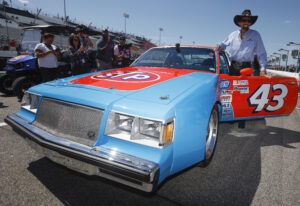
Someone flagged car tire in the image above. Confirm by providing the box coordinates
[0,74,14,95]
[198,104,219,167]
[12,76,36,100]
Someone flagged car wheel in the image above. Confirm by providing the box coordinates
[0,74,14,95]
[12,76,36,100]
[198,104,219,167]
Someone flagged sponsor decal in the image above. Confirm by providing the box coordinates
[10,55,28,61]
[91,71,160,82]
[221,95,232,103]
[233,80,248,86]
[221,90,233,95]
[222,113,233,117]
[219,80,231,90]
[234,86,249,94]
[222,108,232,113]
[222,103,231,109]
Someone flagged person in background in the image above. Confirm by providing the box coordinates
[68,33,89,75]
[114,36,139,67]
[96,29,114,70]
[76,24,93,51]
[35,33,60,82]
[216,10,267,76]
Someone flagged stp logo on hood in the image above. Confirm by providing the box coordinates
[70,67,196,91]
[91,71,160,82]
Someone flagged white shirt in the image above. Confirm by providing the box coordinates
[34,43,58,68]
[220,29,267,71]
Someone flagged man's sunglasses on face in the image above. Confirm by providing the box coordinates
[240,19,252,23]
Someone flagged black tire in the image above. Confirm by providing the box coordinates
[198,104,219,167]
[0,74,15,95]
[12,76,37,100]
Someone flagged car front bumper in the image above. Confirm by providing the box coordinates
[5,114,160,192]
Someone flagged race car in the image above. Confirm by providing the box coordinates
[5,45,298,192]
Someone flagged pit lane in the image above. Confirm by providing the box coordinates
[0,94,299,206]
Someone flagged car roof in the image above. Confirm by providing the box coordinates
[152,45,215,49]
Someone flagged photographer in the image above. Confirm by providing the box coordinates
[114,36,139,67]
[76,24,93,52]
[68,33,89,75]
[35,33,60,82]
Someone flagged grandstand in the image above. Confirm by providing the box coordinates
[0,4,156,53]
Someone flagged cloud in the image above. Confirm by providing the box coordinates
[284,20,291,24]
[18,0,29,5]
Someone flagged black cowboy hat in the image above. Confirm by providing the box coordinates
[234,10,258,26]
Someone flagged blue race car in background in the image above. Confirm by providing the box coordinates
[5,45,298,192]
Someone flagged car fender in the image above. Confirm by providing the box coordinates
[169,74,219,175]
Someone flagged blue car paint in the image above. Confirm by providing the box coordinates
[23,70,220,185]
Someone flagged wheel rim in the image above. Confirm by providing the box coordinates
[205,109,218,160]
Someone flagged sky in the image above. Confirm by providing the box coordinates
[13,0,300,64]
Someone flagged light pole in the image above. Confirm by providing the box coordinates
[159,27,163,46]
[179,36,182,44]
[273,52,282,69]
[123,13,129,36]
[279,48,289,71]
[287,42,300,70]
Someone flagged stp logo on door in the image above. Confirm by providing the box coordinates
[70,67,195,91]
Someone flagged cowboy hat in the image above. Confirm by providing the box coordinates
[234,10,258,26]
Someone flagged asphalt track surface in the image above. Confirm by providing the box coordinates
[0,93,299,206]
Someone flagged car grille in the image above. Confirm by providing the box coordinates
[33,98,103,147]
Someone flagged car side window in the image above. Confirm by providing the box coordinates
[219,53,229,74]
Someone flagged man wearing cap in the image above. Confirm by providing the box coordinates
[216,10,267,76]
[114,37,139,67]
[96,29,114,70]
[35,33,60,82]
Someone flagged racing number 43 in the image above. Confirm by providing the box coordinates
[248,84,288,113]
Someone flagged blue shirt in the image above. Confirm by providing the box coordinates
[220,29,267,71]
[96,38,114,63]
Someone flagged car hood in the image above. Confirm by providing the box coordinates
[35,67,218,105]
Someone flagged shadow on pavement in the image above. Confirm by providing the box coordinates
[28,126,300,206]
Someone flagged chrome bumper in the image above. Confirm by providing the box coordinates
[5,114,160,192]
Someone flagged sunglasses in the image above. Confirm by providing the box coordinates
[240,19,252,23]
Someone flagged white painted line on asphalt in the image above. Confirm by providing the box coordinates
[0,122,7,127]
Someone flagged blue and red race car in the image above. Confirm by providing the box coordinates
[5,45,298,192]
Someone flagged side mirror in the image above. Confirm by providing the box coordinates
[240,68,253,77]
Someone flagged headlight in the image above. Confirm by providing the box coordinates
[105,111,174,148]
[21,92,41,113]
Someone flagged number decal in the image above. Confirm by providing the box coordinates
[248,84,271,113]
[265,84,288,112]
[248,84,288,113]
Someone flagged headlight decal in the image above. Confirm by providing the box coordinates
[105,111,174,148]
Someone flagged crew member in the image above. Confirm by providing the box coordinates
[216,10,267,76]
[96,29,114,70]
[114,36,139,67]
[35,33,60,82]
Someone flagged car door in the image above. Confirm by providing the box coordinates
[218,54,298,121]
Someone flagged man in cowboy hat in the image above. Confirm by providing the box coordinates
[216,10,267,76]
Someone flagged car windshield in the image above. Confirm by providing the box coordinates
[132,47,217,73]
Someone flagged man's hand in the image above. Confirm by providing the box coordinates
[215,45,222,51]
[260,70,267,76]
